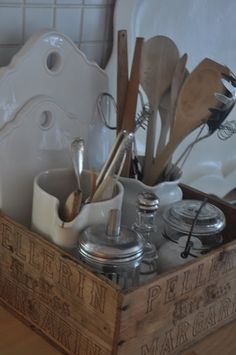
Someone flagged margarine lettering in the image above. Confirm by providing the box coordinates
[58,259,73,291]
[28,239,40,269]
[164,276,178,304]
[181,270,192,295]
[161,329,175,355]
[146,285,162,314]
[140,293,236,355]
[1,221,13,250]
[172,296,202,323]
[175,321,189,348]
[113,244,236,354]
[76,269,86,299]
[75,330,102,355]
[141,337,159,355]
[90,280,107,314]
[42,249,55,279]
[15,227,27,261]
[0,217,116,355]
[1,206,236,355]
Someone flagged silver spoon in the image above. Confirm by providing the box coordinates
[62,138,85,222]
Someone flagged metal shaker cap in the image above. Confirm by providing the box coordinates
[136,191,160,212]
[79,209,145,264]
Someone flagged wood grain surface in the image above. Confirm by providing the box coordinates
[0,304,236,355]
[0,188,236,355]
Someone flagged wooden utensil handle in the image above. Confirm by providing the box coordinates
[146,142,174,185]
[121,37,144,177]
[122,37,144,132]
[161,54,188,176]
[117,30,128,136]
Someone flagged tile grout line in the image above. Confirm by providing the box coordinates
[0,0,115,68]
[52,0,57,28]
[100,1,110,68]
[78,0,85,48]
[22,0,26,44]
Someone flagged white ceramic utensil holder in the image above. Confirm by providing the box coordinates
[120,177,183,228]
[31,168,124,249]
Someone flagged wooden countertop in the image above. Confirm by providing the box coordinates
[0,304,235,355]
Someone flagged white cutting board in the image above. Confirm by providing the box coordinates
[106,0,236,199]
[0,30,110,226]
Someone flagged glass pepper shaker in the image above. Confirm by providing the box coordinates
[132,191,160,282]
[78,209,145,289]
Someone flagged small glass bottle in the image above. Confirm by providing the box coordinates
[132,191,160,282]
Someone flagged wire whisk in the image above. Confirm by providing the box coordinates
[217,120,236,140]
[97,92,152,132]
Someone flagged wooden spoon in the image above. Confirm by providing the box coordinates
[156,54,188,156]
[140,35,179,183]
[146,58,230,185]
[158,54,189,177]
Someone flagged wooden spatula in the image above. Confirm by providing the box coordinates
[156,53,188,157]
[140,36,179,183]
[146,58,230,185]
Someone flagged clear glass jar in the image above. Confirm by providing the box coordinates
[162,199,226,252]
[158,235,203,273]
[78,209,145,289]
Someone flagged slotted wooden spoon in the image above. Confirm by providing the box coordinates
[146,58,230,185]
[140,35,179,183]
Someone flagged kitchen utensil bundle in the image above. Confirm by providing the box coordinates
[146,58,233,185]
[113,31,236,187]
[90,129,134,202]
[61,130,133,222]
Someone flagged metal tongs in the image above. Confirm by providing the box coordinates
[89,130,134,202]
[165,72,236,181]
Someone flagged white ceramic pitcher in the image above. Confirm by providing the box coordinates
[31,168,124,249]
[120,176,183,228]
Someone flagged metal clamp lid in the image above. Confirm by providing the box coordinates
[163,199,226,235]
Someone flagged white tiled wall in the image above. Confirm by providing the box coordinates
[0,0,115,68]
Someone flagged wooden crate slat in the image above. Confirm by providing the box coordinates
[0,214,122,355]
[118,240,236,354]
[0,184,236,355]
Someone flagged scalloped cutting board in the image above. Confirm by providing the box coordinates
[0,30,110,226]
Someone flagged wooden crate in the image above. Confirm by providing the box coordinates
[0,185,236,355]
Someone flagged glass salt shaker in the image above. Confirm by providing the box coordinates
[132,191,160,282]
[78,209,145,289]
